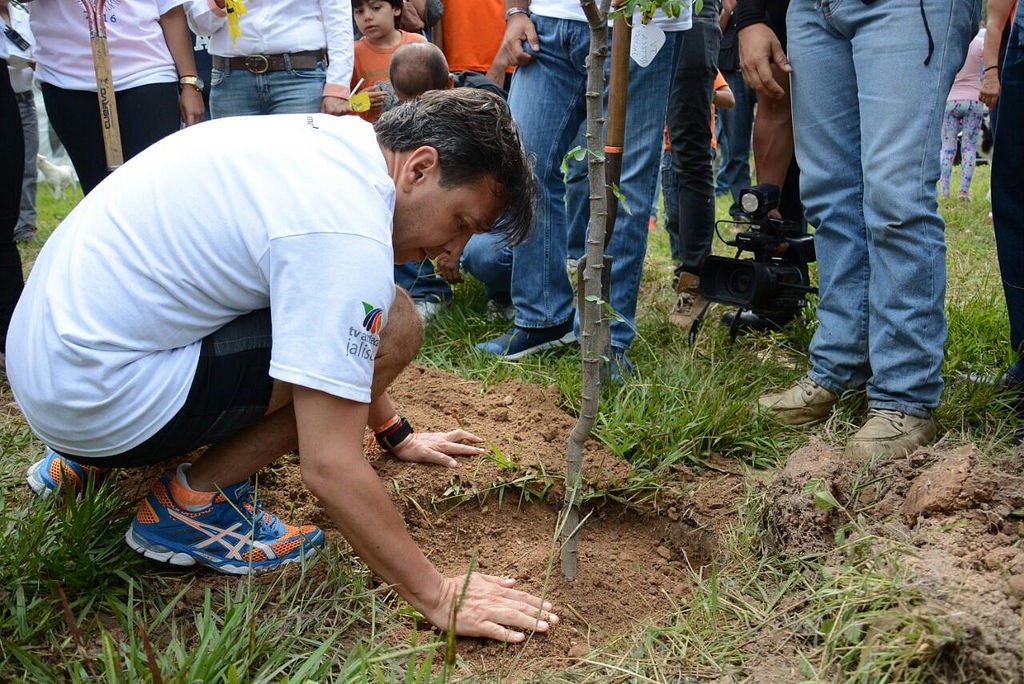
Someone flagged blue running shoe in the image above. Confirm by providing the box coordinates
[126,464,324,575]
[26,447,111,497]
[476,320,577,360]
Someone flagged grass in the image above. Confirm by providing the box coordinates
[1,165,1017,681]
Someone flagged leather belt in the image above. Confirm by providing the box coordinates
[212,50,326,74]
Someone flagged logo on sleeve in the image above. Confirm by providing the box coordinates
[346,301,383,361]
[361,302,384,334]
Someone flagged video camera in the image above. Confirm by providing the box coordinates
[694,184,817,341]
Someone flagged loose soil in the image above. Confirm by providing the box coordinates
[12,365,1024,680]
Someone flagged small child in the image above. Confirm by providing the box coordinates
[351,0,427,122]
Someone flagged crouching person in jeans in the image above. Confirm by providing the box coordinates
[5,89,557,643]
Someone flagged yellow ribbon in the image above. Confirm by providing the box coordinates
[224,0,248,44]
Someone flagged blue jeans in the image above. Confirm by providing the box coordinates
[991,1,1024,359]
[209,60,326,117]
[394,260,453,303]
[788,0,978,416]
[461,232,513,302]
[716,68,755,216]
[512,16,683,350]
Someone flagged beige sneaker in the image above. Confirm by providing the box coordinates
[845,408,937,462]
[758,376,838,426]
[669,272,707,329]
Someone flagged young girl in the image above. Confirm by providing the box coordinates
[351,0,426,122]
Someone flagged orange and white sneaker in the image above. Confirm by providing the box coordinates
[26,448,112,497]
[125,463,324,575]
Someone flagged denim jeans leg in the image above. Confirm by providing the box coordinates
[461,232,513,301]
[210,68,263,118]
[992,5,1024,358]
[265,62,327,114]
[17,98,38,236]
[394,260,453,303]
[211,63,326,118]
[789,0,977,415]
[563,122,590,262]
[660,149,682,264]
[604,28,686,351]
[507,16,591,329]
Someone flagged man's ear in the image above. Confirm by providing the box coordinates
[396,145,440,190]
[446,74,454,90]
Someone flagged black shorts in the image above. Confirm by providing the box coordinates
[62,309,275,468]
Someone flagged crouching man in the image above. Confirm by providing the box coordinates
[5,89,556,643]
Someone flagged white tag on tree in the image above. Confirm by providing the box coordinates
[630,21,665,68]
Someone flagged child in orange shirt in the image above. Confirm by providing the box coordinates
[351,0,427,122]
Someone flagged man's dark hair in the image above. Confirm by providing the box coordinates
[389,43,449,100]
[375,89,535,246]
[351,0,403,30]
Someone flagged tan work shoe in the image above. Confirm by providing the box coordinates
[845,408,937,462]
[758,376,838,426]
[669,272,707,329]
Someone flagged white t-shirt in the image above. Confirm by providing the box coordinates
[531,0,692,32]
[7,114,396,458]
[31,0,181,91]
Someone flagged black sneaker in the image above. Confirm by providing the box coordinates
[476,320,577,360]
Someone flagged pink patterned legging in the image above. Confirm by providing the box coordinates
[939,99,984,198]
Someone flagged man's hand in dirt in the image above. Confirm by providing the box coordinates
[499,12,539,66]
[391,429,484,468]
[739,22,791,98]
[426,573,558,642]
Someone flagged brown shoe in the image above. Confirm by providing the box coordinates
[758,376,838,426]
[669,272,707,329]
[845,409,937,462]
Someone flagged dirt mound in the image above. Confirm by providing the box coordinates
[372,366,734,670]
[766,438,1024,682]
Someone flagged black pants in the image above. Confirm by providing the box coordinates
[666,0,722,276]
[0,61,25,350]
[41,81,181,195]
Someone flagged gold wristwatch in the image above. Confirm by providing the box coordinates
[178,75,205,93]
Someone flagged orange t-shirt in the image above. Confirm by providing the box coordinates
[711,70,729,150]
[439,0,505,74]
[352,30,428,121]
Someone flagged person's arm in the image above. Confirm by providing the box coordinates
[185,0,228,37]
[714,84,735,109]
[159,5,205,126]
[498,0,538,67]
[980,0,1013,108]
[366,391,484,469]
[293,386,557,642]
[720,0,736,33]
[734,0,790,98]
[321,0,354,116]
[737,22,790,97]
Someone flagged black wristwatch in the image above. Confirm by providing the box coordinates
[375,416,414,452]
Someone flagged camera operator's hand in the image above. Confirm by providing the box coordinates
[739,23,791,98]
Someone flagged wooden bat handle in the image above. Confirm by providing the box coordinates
[91,35,124,171]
